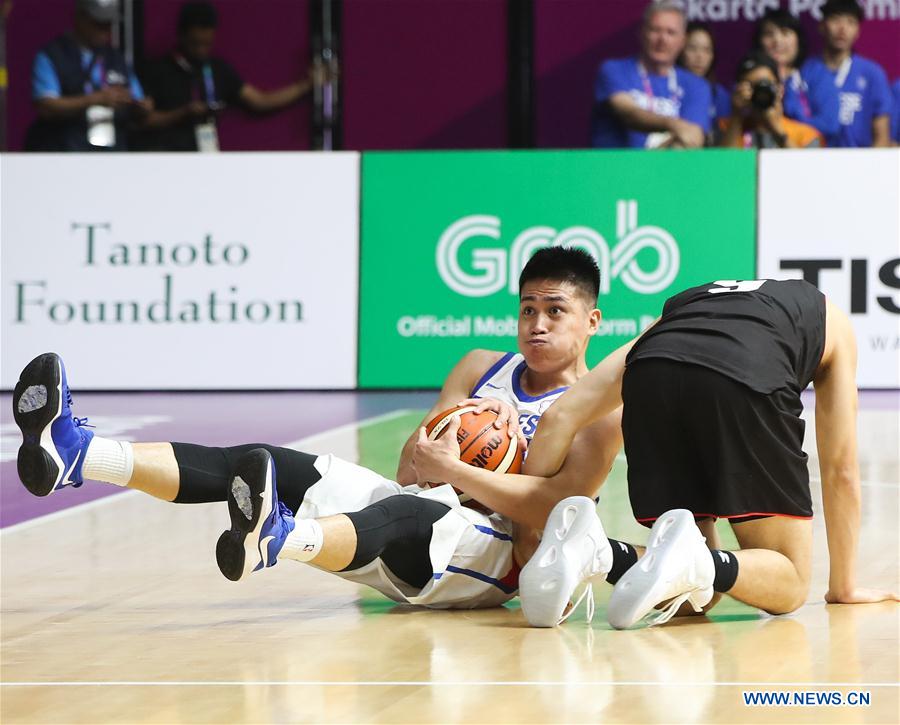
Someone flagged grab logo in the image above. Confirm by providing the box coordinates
[436,200,680,298]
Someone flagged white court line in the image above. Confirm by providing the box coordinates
[0,409,415,537]
[1,681,897,688]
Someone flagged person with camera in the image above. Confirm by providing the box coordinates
[718,52,823,149]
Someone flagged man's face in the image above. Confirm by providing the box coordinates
[179,27,216,64]
[641,10,686,68]
[517,279,600,374]
[822,14,860,53]
[74,11,113,49]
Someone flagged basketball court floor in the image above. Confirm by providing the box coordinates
[1,389,898,723]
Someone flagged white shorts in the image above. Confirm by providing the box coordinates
[297,455,518,609]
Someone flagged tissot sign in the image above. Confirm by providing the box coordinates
[1,153,360,389]
[359,150,756,388]
[757,150,900,388]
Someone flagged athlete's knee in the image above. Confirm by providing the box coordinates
[343,495,450,570]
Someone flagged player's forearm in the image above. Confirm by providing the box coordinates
[525,339,633,477]
[821,467,861,596]
[443,461,561,529]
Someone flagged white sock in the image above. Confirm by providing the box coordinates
[82,437,134,486]
[280,519,324,562]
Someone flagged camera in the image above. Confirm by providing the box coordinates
[750,80,777,111]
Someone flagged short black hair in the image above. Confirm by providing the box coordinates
[178,1,217,34]
[821,0,863,21]
[518,247,600,306]
[679,21,718,82]
[735,50,781,83]
[753,8,807,68]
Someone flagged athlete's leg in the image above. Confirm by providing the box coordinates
[284,495,451,588]
[728,517,812,614]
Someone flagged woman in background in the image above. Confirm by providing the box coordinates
[678,21,731,137]
[752,8,839,137]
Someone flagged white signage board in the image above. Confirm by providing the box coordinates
[757,149,900,389]
[1,153,360,389]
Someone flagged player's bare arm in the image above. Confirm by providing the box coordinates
[412,410,622,530]
[395,349,506,485]
[523,336,640,478]
[815,300,899,604]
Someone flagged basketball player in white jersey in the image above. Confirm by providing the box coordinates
[14,248,632,609]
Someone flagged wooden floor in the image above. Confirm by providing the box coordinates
[1,398,898,724]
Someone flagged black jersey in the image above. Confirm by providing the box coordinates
[627,279,827,395]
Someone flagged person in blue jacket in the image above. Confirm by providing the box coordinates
[804,0,892,147]
[592,1,711,149]
[753,8,839,139]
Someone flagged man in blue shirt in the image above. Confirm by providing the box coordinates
[592,1,711,149]
[804,0,891,147]
[26,0,150,151]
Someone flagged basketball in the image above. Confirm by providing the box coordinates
[424,405,523,500]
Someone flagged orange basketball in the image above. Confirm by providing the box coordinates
[424,405,523,501]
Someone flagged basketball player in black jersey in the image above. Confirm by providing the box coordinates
[520,278,898,628]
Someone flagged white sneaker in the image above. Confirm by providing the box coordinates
[607,509,714,630]
[520,496,612,628]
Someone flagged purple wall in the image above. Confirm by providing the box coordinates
[342,0,507,150]
[535,0,900,148]
[6,0,75,152]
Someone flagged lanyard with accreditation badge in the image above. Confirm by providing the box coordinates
[175,53,221,152]
[84,53,116,148]
[638,62,679,148]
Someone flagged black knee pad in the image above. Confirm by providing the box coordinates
[344,495,450,581]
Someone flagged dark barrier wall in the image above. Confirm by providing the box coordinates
[535,0,900,148]
[5,0,310,151]
[342,0,507,150]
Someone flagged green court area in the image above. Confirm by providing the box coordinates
[354,409,757,623]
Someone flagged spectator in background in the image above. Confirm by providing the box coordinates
[25,0,151,151]
[678,21,730,137]
[138,2,313,152]
[592,1,710,149]
[891,79,900,145]
[753,8,839,139]
[718,51,823,149]
[805,0,891,147]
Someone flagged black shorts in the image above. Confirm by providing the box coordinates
[622,358,813,527]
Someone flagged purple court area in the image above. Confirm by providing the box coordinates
[0,390,434,529]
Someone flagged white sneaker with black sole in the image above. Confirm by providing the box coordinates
[607,508,714,629]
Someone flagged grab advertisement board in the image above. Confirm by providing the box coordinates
[359,150,756,388]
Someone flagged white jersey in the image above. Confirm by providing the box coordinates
[295,353,570,609]
[469,352,570,441]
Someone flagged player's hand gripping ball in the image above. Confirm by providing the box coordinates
[423,405,524,502]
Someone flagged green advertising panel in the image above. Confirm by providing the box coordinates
[360,150,756,388]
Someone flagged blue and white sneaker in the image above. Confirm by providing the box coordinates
[13,352,94,497]
[216,448,296,582]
